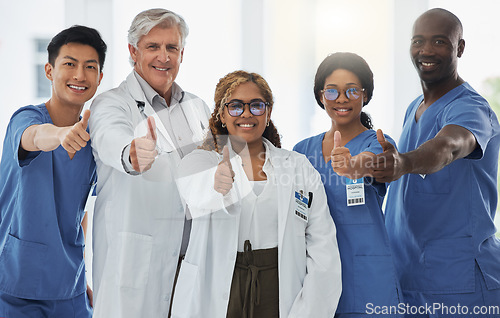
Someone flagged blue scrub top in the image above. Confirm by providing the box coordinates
[385,83,500,294]
[0,104,96,300]
[294,129,402,313]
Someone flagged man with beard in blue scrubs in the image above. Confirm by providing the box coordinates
[373,8,500,317]
[0,26,106,317]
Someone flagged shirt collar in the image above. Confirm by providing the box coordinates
[133,70,185,106]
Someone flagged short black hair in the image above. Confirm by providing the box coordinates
[47,25,107,71]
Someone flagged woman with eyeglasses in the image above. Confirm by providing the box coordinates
[171,70,341,318]
[293,52,403,317]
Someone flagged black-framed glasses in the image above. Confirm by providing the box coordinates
[322,87,365,101]
[224,100,269,117]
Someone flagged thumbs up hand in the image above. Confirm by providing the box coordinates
[59,109,91,156]
[214,145,235,195]
[372,129,403,183]
[331,130,353,177]
[130,116,158,173]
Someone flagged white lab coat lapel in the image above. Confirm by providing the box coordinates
[125,72,177,154]
[183,98,207,142]
[264,140,294,254]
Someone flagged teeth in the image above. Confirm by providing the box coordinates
[421,62,435,67]
[335,109,349,112]
[238,124,254,128]
[69,85,86,90]
[154,66,168,71]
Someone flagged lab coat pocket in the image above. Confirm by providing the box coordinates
[293,211,308,236]
[114,232,153,289]
[172,260,200,317]
[353,255,400,311]
[0,234,47,294]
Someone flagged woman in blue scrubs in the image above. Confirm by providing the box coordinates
[294,52,402,317]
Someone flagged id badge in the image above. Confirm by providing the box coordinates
[346,178,365,206]
[294,191,309,222]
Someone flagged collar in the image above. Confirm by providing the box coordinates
[133,70,185,106]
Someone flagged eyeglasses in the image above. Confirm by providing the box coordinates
[224,100,269,117]
[322,87,365,101]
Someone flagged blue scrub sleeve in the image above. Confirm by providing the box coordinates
[8,106,46,166]
[441,96,494,160]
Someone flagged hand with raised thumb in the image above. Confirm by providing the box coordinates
[214,145,235,195]
[331,130,352,176]
[60,109,91,156]
[130,116,158,173]
[373,129,402,183]
[376,129,393,152]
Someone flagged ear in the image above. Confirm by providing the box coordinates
[128,44,138,64]
[180,48,184,63]
[45,63,53,81]
[98,72,104,86]
[321,94,327,107]
[266,106,272,123]
[220,109,226,126]
[457,39,465,58]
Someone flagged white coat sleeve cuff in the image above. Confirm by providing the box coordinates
[121,143,140,175]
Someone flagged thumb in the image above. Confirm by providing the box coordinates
[333,130,341,149]
[146,116,157,141]
[222,145,233,168]
[80,109,91,129]
[377,129,390,151]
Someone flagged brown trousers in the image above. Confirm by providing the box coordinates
[226,240,279,318]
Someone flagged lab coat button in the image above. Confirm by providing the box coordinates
[223,292,229,300]
[164,293,171,301]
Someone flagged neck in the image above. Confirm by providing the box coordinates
[329,121,367,146]
[421,75,464,105]
[45,98,83,127]
[230,137,265,159]
[160,86,173,106]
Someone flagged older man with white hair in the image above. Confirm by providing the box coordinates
[89,8,210,318]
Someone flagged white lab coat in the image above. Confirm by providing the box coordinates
[89,72,210,318]
[172,139,342,318]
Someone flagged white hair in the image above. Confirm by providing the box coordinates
[128,8,189,66]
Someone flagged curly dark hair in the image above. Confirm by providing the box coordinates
[200,70,281,152]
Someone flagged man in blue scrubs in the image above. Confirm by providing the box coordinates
[0,26,106,317]
[373,8,500,317]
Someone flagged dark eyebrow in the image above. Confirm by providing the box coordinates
[62,55,98,64]
[62,55,78,62]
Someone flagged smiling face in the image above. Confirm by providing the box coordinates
[221,82,271,148]
[410,11,464,85]
[45,42,103,108]
[129,25,184,101]
[322,69,366,128]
